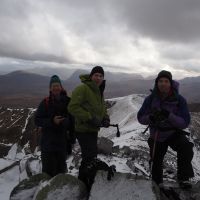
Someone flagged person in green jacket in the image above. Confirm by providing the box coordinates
[68,66,111,190]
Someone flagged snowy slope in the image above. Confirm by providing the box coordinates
[99,94,146,138]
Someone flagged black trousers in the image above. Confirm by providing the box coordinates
[148,133,194,184]
[41,151,67,177]
[76,131,98,163]
[76,131,98,191]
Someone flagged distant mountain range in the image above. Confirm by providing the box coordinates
[25,67,76,80]
[0,70,200,107]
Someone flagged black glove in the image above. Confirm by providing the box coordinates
[101,116,110,128]
[149,109,168,125]
[61,116,70,128]
[149,110,161,124]
[88,117,101,127]
[107,165,116,181]
[160,109,170,118]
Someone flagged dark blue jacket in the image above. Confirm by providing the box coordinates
[35,91,75,152]
[137,81,190,141]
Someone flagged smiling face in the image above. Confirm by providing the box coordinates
[50,82,62,96]
[91,72,104,86]
[157,77,171,94]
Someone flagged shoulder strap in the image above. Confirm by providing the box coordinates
[44,97,49,111]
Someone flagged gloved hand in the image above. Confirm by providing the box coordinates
[61,116,70,128]
[107,165,116,181]
[149,110,161,124]
[160,109,170,118]
[149,109,168,125]
[88,117,101,127]
[101,115,110,128]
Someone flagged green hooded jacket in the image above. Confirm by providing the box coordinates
[68,74,107,133]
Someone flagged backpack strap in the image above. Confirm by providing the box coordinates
[44,97,49,111]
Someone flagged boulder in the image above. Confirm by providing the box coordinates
[34,174,88,200]
[10,173,50,200]
[97,137,114,155]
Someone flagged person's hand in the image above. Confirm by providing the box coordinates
[160,109,170,118]
[149,110,160,124]
[53,116,64,125]
[61,116,70,128]
[149,109,167,125]
[101,116,110,128]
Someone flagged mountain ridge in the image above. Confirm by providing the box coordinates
[0,70,200,107]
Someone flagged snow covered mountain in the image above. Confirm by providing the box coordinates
[0,94,200,199]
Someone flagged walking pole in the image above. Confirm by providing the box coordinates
[149,130,159,178]
[142,125,149,134]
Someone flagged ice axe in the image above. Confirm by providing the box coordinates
[109,124,120,137]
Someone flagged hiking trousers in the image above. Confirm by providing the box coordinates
[76,131,98,163]
[148,133,194,184]
[41,151,67,177]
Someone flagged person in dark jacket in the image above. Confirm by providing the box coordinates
[68,66,114,191]
[35,75,75,177]
[137,70,194,189]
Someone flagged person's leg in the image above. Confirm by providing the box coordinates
[148,138,168,185]
[76,132,98,191]
[41,151,57,177]
[168,134,194,181]
[56,151,67,174]
[76,132,98,162]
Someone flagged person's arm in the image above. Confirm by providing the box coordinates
[168,96,191,129]
[68,85,92,122]
[137,96,152,125]
[68,114,76,144]
[34,100,54,128]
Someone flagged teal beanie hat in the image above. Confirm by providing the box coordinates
[49,75,62,87]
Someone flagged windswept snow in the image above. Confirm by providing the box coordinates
[99,94,145,138]
[0,166,20,200]
[22,109,35,133]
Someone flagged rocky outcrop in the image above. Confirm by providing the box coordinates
[10,173,88,200]
[34,174,88,200]
[10,173,51,200]
[97,137,114,155]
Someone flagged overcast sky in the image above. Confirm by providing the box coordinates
[0,0,200,78]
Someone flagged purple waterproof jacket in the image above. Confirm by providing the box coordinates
[137,81,190,142]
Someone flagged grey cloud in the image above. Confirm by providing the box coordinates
[159,44,200,61]
[111,0,200,43]
[0,0,110,63]
[0,44,72,64]
[0,0,30,18]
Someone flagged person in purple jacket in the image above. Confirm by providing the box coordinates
[137,70,194,189]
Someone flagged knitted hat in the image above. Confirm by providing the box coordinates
[49,75,62,87]
[90,66,104,77]
[156,70,172,84]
